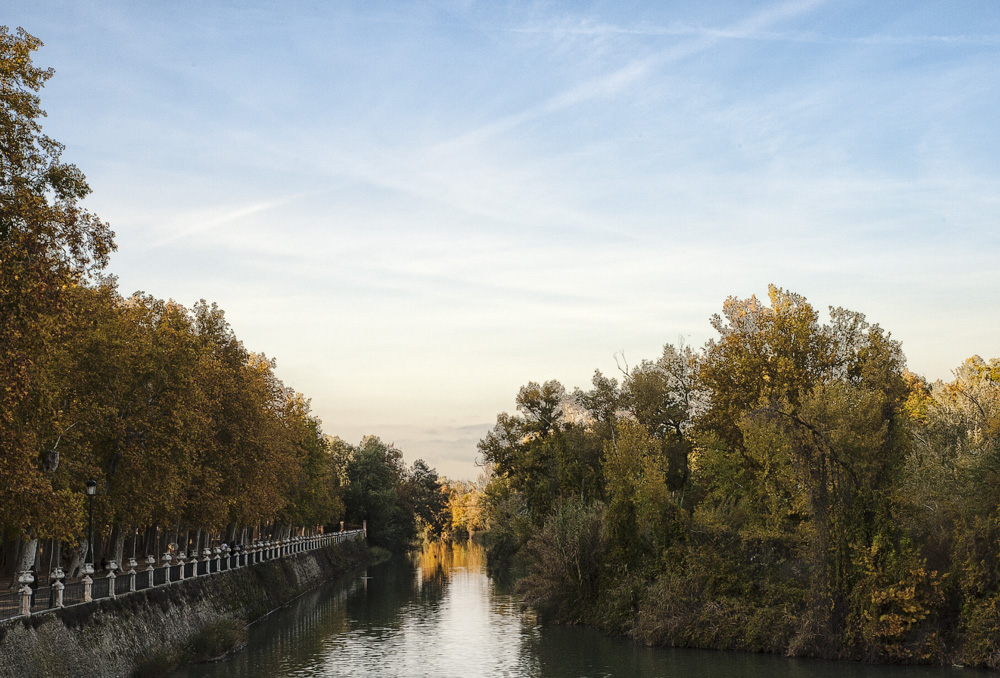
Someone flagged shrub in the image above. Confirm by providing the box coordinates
[516,498,606,623]
[132,646,181,678]
[184,618,247,663]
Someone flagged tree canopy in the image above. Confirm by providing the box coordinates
[0,28,444,583]
[479,285,1000,668]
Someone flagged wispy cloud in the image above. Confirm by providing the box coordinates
[10,0,998,478]
[443,0,829,148]
[502,1,999,47]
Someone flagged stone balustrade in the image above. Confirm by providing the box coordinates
[0,529,365,622]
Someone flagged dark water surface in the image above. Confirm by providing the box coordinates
[173,541,985,678]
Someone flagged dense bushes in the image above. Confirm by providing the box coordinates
[516,498,605,622]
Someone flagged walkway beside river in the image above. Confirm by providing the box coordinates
[0,529,365,622]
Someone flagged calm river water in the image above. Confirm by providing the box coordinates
[174,541,985,678]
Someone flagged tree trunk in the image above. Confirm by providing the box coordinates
[142,526,158,558]
[9,538,38,589]
[67,540,87,579]
[110,524,126,564]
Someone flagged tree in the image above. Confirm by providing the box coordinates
[1,27,114,407]
[697,285,923,657]
[516,380,565,436]
[621,343,700,496]
[343,436,416,552]
[0,27,114,559]
[902,356,1000,665]
[405,459,448,536]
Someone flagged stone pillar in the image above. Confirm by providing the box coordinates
[363,520,367,539]
[176,553,186,581]
[54,579,65,607]
[202,547,213,575]
[107,560,119,599]
[162,553,172,584]
[82,563,95,603]
[18,570,33,617]
[127,558,138,592]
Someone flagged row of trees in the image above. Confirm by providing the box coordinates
[338,435,487,550]
[0,27,447,583]
[478,286,1000,667]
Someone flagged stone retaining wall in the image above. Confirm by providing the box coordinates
[0,539,369,678]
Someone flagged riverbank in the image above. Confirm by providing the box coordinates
[170,540,984,678]
[0,539,372,678]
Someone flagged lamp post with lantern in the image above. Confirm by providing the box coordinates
[85,479,97,568]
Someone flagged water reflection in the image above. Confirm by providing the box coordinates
[174,542,984,678]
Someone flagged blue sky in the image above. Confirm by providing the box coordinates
[6,1,999,479]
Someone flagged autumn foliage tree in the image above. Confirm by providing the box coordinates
[0,30,361,581]
[1,27,115,571]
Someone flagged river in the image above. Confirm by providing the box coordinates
[173,541,983,677]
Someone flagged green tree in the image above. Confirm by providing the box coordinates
[405,459,447,536]
[343,436,416,552]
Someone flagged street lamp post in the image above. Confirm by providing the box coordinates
[85,479,97,568]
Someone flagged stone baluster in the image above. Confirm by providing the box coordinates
[202,547,213,575]
[107,560,119,598]
[162,552,172,585]
[126,558,138,592]
[176,552,186,581]
[18,570,34,617]
[51,567,65,607]
[82,563,95,603]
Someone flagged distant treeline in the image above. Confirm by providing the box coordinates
[478,286,1000,668]
[0,27,447,583]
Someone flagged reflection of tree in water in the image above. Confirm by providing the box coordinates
[415,540,485,606]
[417,554,447,604]
[418,539,487,573]
[173,578,362,678]
[343,555,420,634]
